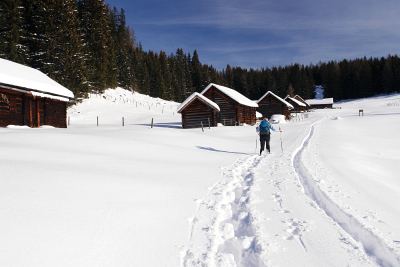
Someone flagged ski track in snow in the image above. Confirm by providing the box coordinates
[181,154,268,267]
[293,117,400,267]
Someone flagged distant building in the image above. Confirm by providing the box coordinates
[293,95,310,111]
[0,58,74,128]
[306,98,334,109]
[201,83,258,125]
[177,92,220,129]
[285,96,307,113]
[256,91,293,120]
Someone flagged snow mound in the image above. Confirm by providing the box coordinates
[333,117,342,120]
[270,114,286,124]
[6,125,30,129]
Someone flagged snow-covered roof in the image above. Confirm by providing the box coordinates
[0,58,74,101]
[256,91,294,109]
[306,98,334,105]
[285,96,307,107]
[294,95,310,107]
[201,83,258,108]
[176,92,220,113]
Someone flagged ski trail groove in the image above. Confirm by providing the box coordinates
[293,119,400,267]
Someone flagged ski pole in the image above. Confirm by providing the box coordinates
[255,124,259,155]
[255,136,258,154]
[279,127,283,153]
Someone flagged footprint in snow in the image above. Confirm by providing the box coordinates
[281,219,313,251]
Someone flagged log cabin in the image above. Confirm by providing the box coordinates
[305,98,334,109]
[201,83,258,126]
[284,96,307,113]
[0,58,74,128]
[293,95,310,111]
[256,91,293,120]
[177,92,220,129]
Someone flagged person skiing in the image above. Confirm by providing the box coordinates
[256,118,281,155]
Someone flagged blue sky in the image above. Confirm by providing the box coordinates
[105,0,400,70]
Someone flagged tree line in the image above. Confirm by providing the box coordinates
[1,0,399,102]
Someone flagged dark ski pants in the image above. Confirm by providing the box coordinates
[260,134,271,155]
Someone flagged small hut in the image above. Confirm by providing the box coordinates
[256,91,293,120]
[293,95,310,111]
[177,92,220,129]
[305,98,334,109]
[285,96,307,113]
[201,83,258,126]
[0,58,74,128]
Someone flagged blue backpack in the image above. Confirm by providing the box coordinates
[260,121,270,135]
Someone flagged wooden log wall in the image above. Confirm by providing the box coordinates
[203,87,237,126]
[0,88,24,126]
[286,99,305,113]
[237,105,256,125]
[181,98,217,129]
[310,104,332,109]
[294,96,309,111]
[0,87,67,128]
[257,95,288,120]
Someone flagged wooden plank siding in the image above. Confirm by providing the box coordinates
[257,94,290,120]
[181,98,217,129]
[237,105,256,125]
[294,96,310,111]
[202,86,256,126]
[203,87,236,125]
[309,103,333,109]
[285,98,305,113]
[0,87,67,128]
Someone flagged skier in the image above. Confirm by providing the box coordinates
[256,118,281,155]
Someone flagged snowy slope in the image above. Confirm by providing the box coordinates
[1,88,399,267]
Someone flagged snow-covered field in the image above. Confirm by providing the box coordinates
[1,88,399,267]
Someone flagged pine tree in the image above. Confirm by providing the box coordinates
[191,49,203,92]
[78,0,118,93]
[0,0,28,63]
[111,7,136,90]
[21,0,88,97]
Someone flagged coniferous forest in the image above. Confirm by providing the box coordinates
[1,0,399,102]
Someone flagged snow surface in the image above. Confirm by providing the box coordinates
[177,92,220,113]
[201,83,258,108]
[0,58,74,100]
[257,91,294,109]
[270,114,287,124]
[1,87,400,267]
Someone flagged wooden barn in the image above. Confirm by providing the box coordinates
[285,96,307,113]
[177,92,220,129]
[256,91,293,120]
[294,95,310,111]
[201,83,258,126]
[305,98,334,109]
[0,58,74,128]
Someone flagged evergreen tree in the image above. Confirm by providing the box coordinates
[0,0,28,63]
[78,0,117,93]
[191,49,202,92]
[21,0,88,97]
[111,7,136,90]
